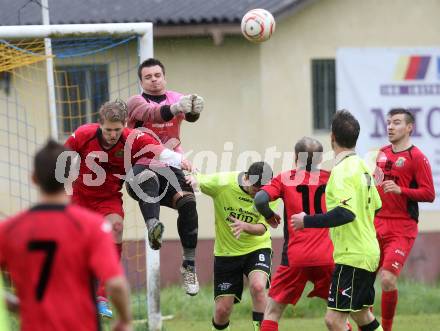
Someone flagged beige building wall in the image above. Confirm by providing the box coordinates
[151,0,440,239]
[258,0,440,233]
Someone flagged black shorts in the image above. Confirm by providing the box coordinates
[214,248,272,304]
[152,165,194,207]
[327,264,376,312]
[127,164,194,208]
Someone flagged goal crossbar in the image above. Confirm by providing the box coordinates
[0,23,152,39]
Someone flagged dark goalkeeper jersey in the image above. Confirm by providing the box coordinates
[0,204,123,331]
[375,144,435,222]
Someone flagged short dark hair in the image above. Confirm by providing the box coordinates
[137,58,166,80]
[295,137,323,171]
[34,139,70,194]
[331,110,360,149]
[246,161,273,188]
[387,108,415,124]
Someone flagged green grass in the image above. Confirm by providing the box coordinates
[162,314,440,331]
[127,279,440,330]
[9,279,440,330]
[157,279,440,319]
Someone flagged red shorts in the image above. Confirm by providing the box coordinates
[375,218,417,276]
[377,235,415,276]
[71,192,124,218]
[269,264,334,305]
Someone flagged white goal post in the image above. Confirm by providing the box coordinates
[0,22,162,331]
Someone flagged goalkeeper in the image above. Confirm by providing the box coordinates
[127,58,204,296]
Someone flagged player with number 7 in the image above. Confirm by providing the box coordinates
[0,140,132,331]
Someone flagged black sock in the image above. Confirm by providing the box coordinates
[252,311,264,323]
[360,319,380,331]
[212,318,229,330]
[182,259,195,268]
[183,247,196,261]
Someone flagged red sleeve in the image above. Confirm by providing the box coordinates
[127,95,165,128]
[262,173,284,200]
[64,132,77,151]
[88,219,123,283]
[400,153,435,202]
[130,130,165,161]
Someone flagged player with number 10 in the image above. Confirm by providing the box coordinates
[255,137,351,331]
[291,111,383,331]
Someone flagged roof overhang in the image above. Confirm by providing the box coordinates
[155,23,241,46]
[153,0,317,45]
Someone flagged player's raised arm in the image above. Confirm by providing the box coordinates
[127,94,195,127]
[127,94,165,126]
[127,58,203,128]
[184,94,204,123]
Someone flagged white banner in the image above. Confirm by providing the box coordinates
[337,48,440,211]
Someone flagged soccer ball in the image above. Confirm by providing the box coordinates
[241,9,276,43]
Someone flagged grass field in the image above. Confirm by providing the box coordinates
[120,279,440,330]
[162,314,440,331]
[10,279,440,330]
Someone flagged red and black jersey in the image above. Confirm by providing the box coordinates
[0,204,123,331]
[262,169,334,267]
[375,144,435,222]
[65,123,162,198]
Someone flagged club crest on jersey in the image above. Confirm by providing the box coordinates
[395,157,406,167]
[115,150,124,157]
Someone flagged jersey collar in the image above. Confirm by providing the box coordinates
[391,144,414,154]
[30,204,67,211]
[142,92,167,104]
[335,151,356,166]
[237,172,251,196]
